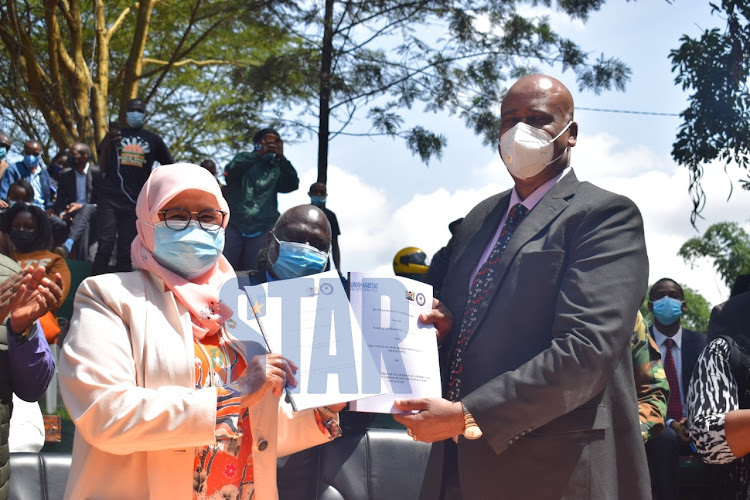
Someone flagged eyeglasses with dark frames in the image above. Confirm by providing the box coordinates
[159,208,226,232]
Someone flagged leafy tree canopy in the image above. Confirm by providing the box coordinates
[231,0,633,182]
[678,221,750,292]
[0,0,299,162]
[1,0,634,174]
[669,0,750,225]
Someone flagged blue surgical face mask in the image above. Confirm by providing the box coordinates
[23,154,40,169]
[0,148,6,160]
[271,234,328,279]
[310,196,326,207]
[152,221,224,279]
[652,296,683,326]
[126,111,146,128]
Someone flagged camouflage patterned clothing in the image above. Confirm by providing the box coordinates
[632,311,669,443]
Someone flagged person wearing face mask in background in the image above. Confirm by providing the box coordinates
[47,148,69,198]
[645,277,706,500]
[54,142,102,260]
[0,203,72,308]
[394,74,650,499]
[58,164,341,499]
[223,128,299,272]
[0,140,54,212]
[0,132,12,181]
[235,204,330,288]
[308,182,341,270]
[94,98,174,275]
[0,179,35,216]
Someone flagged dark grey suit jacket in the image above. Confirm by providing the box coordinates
[53,165,102,215]
[422,170,651,499]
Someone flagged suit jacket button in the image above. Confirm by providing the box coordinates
[257,439,268,451]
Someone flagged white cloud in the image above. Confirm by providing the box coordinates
[277,135,750,311]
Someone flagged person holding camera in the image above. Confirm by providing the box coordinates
[223,128,299,271]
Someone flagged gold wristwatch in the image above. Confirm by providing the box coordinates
[461,402,482,440]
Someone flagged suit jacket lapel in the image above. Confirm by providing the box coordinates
[449,191,511,312]
[467,171,579,339]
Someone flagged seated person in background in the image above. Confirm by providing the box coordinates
[0,140,51,209]
[6,179,34,207]
[0,132,11,180]
[48,148,69,199]
[1,179,34,225]
[236,204,330,287]
[688,290,750,498]
[58,163,342,499]
[1,203,71,344]
[54,142,101,260]
[0,240,63,491]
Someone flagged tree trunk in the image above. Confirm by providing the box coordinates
[317,0,334,184]
[120,0,154,116]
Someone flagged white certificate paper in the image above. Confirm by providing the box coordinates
[222,271,384,411]
[348,273,442,413]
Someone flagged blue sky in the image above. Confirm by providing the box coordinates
[277,0,750,309]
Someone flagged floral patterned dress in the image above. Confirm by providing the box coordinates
[192,331,254,500]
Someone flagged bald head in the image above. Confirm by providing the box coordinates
[266,205,332,270]
[503,75,574,122]
[498,74,578,196]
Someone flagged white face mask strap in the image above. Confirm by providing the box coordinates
[550,121,573,143]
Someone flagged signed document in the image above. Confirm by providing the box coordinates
[348,273,442,413]
[222,271,384,411]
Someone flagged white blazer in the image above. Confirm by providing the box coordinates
[58,270,332,499]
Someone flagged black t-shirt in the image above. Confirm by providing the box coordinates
[321,207,341,237]
[99,127,174,201]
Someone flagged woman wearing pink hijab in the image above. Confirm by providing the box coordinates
[59,164,342,500]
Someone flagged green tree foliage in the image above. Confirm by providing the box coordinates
[669,1,750,225]
[639,286,711,333]
[678,221,750,290]
[233,0,633,182]
[0,0,297,160]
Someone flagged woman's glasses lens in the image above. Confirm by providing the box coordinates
[162,209,225,231]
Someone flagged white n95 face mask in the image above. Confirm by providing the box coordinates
[499,121,572,179]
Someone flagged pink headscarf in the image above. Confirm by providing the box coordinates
[131,163,234,339]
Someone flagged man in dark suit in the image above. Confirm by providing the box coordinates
[646,277,706,500]
[53,142,102,260]
[393,74,650,499]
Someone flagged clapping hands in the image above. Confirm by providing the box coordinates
[0,266,64,334]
